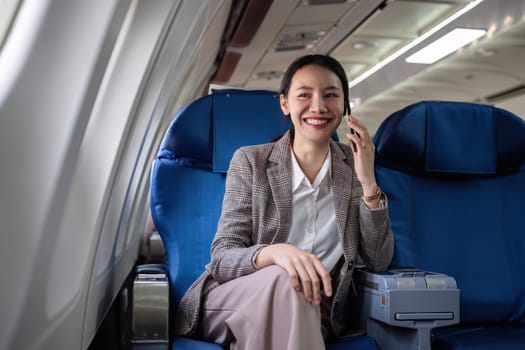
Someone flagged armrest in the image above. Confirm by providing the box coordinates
[131,264,169,350]
[355,267,460,350]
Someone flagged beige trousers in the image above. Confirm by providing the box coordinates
[199,265,326,350]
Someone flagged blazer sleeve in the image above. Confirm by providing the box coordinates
[357,193,394,272]
[206,148,268,283]
[335,141,394,272]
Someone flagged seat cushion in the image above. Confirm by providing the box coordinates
[376,166,525,323]
[171,335,377,349]
[326,335,378,349]
[432,325,525,350]
[172,337,223,349]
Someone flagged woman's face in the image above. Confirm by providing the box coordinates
[280,64,344,146]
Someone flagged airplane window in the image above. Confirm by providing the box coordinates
[0,0,21,52]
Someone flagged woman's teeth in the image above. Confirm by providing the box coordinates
[305,119,328,125]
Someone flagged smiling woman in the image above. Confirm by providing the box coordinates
[172,54,393,350]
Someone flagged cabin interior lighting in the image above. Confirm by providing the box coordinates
[348,0,485,88]
[303,0,347,5]
[405,28,486,64]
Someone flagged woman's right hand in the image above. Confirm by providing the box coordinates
[255,243,332,305]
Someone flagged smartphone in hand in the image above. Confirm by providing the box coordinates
[348,115,357,152]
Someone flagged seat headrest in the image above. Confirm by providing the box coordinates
[157,89,291,173]
[374,101,525,175]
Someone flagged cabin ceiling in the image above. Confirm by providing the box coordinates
[212,0,525,136]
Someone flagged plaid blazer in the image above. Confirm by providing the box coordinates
[174,131,394,337]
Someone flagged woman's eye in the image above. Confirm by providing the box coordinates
[326,93,339,98]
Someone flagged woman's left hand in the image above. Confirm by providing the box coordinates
[346,115,377,193]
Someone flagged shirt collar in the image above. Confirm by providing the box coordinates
[291,147,332,192]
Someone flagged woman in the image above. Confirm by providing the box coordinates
[174,54,394,349]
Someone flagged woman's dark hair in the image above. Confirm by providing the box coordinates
[280,54,351,115]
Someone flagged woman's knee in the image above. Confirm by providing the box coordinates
[261,266,318,309]
[259,265,291,290]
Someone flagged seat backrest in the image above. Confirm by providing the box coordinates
[150,89,291,309]
[373,100,525,325]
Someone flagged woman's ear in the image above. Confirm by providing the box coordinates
[279,94,290,116]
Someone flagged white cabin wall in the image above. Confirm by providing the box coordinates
[0,0,232,349]
[0,0,128,348]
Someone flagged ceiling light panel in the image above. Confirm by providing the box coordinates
[303,0,349,5]
[405,28,486,64]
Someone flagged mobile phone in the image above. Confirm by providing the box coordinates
[348,115,357,152]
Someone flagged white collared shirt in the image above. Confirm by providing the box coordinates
[287,148,343,272]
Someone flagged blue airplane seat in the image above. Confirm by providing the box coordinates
[150,89,377,349]
[373,100,525,350]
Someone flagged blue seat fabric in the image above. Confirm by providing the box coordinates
[373,100,525,349]
[151,89,376,349]
[172,334,378,350]
[432,326,525,350]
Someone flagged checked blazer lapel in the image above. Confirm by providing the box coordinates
[267,132,293,244]
[330,140,355,262]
